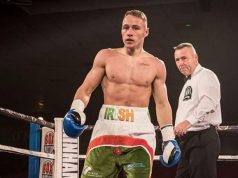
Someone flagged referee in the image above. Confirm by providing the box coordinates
[173,42,222,178]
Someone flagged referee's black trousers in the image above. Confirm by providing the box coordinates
[175,126,220,178]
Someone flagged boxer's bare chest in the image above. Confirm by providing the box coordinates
[105,56,156,86]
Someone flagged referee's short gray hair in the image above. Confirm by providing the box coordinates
[173,42,197,54]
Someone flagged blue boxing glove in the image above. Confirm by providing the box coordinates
[63,99,87,138]
[160,125,181,168]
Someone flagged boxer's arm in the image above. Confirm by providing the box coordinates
[153,60,181,167]
[63,49,107,137]
[73,49,106,108]
[152,61,173,129]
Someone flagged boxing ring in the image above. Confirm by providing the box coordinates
[0,107,238,178]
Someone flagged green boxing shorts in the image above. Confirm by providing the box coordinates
[81,146,151,178]
[81,105,156,178]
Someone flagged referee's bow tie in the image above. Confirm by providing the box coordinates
[184,75,191,82]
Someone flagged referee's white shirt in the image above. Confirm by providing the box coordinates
[175,64,222,131]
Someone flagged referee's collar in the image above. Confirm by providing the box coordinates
[184,64,203,82]
[191,64,203,78]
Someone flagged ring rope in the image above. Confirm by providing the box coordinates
[153,155,238,161]
[1,107,238,164]
[0,144,54,160]
[217,155,238,161]
[84,125,238,132]
[2,144,237,162]
[1,107,238,132]
[0,107,55,129]
[217,125,238,132]
[78,154,238,161]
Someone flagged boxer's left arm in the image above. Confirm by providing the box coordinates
[153,60,181,167]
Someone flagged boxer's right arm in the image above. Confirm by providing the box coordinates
[63,99,86,138]
[63,49,107,138]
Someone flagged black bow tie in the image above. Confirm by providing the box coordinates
[184,75,191,82]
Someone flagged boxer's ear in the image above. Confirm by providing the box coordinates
[145,28,149,37]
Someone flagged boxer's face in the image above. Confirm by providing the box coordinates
[121,15,149,49]
[174,47,198,77]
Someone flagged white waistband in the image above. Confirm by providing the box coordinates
[99,104,150,123]
[102,104,148,111]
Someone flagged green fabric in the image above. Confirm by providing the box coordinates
[81,146,151,178]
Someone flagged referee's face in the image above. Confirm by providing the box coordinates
[174,47,198,77]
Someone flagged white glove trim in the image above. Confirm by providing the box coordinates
[71,99,86,125]
[163,142,175,163]
[71,99,85,111]
[161,125,175,141]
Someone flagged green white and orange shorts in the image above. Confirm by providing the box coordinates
[81,105,156,178]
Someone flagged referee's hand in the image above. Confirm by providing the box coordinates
[174,120,192,137]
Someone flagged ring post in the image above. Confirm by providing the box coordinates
[54,118,63,178]
[54,117,80,178]
[28,123,41,178]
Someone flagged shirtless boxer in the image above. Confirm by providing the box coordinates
[63,10,181,178]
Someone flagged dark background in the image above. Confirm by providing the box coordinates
[0,0,238,177]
